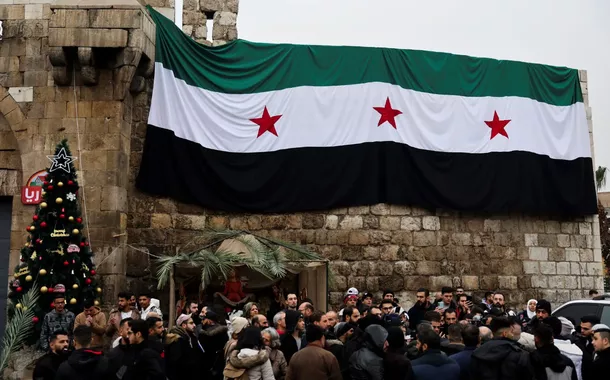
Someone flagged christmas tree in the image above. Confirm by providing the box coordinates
[8,140,102,338]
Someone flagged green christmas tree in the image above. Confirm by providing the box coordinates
[8,140,102,339]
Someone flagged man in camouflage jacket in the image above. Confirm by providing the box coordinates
[40,295,75,351]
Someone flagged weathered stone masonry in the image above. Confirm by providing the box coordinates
[0,0,603,312]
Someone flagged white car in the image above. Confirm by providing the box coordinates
[552,295,610,326]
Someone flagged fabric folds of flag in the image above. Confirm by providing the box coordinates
[137,7,597,216]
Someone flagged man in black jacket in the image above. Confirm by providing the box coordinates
[470,316,534,380]
[530,324,578,380]
[113,319,166,380]
[32,330,70,380]
[408,288,434,330]
[198,311,229,380]
[165,314,206,380]
[55,326,111,380]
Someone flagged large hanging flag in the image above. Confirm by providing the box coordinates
[137,7,597,215]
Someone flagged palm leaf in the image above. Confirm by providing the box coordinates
[0,285,40,373]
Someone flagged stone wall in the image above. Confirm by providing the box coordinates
[0,0,604,313]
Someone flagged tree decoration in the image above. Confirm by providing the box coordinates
[9,140,102,346]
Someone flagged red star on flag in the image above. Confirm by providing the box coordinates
[374,97,402,129]
[485,111,511,140]
[250,106,282,138]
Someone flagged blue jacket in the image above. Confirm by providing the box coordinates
[412,349,460,380]
[450,346,476,380]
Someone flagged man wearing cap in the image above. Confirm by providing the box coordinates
[583,324,610,378]
[361,292,374,308]
[166,314,206,379]
[339,288,359,318]
[40,291,75,351]
[524,299,552,333]
[280,310,306,364]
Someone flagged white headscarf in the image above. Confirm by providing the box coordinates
[526,299,537,319]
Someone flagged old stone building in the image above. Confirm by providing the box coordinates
[0,0,604,320]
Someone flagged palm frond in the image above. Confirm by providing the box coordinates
[0,285,40,373]
[596,166,608,191]
[255,234,320,261]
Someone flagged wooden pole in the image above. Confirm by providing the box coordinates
[169,264,176,328]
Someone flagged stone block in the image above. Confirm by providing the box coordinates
[523,261,539,274]
[389,205,410,215]
[379,216,400,230]
[44,101,67,118]
[557,234,570,247]
[540,262,556,275]
[415,261,441,275]
[322,215,338,230]
[564,276,578,289]
[100,186,127,212]
[556,262,570,275]
[451,232,472,246]
[89,9,142,28]
[7,87,33,103]
[580,248,594,262]
[24,71,48,86]
[0,5,24,20]
[579,222,592,235]
[422,216,440,231]
[348,205,369,215]
[150,213,171,229]
[369,203,389,215]
[580,276,595,290]
[544,221,560,234]
[570,235,587,248]
[25,4,43,20]
[182,25,193,36]
[528,247,548,261]
[531,275,548,288]
[413,231,436,246]
[302,214,324,229]
[461,275,479,290]
[565,248,579,262]
[400,217,421,231]
[363,216,379,229]
[348,231,369,245]
[587,262,603,276]
[49,28,128,47]
[524,233,538,247]
[482,219,501,232]
[498,276,518,289]
[381,245,399,260]
[339,215,362,230]
[429,275,452,290]
[570,262,581,275]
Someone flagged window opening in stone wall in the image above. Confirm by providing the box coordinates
[205,11,214,41]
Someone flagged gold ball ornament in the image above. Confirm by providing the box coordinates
[96,287,102,293]
[94,300,100,306]
[15,303,22,309]
[69,298,77,305]
[25,275,33,282]
[72,229,79,235]
[41,191,46,196]
[57,182,64,187]
[72,284,78,289]
[39,268,47,275]
[40,202,47,208]
[22,306,28,311]
[24,243,29,247]
[40,286,48,293]
[55,197,63,204]
[29,226,35,231]
[68,216,74,222]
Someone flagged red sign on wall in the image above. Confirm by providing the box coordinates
[21,170,47,205]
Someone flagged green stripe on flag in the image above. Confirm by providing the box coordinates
[147,6,583,106]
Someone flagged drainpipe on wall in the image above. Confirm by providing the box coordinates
[174,0,183,29]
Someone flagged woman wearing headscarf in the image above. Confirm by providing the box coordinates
[518,299,537,328]
[227,327,275,380]
[262,327,287,380]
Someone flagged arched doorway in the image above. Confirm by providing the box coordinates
[0,112,22,340]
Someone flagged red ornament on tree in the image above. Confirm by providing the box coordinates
[85,278,92,285]
[76,217,82,223]
[63,261,69,266]
[43,181,49,185]
[59,214,65,219]
[48,185,54,190]
[79,242,85,247]
[26,226,30,232]
[48,287,54,293]
[36,239,42,244]
[16,287,22,292]
[20,258,24,262]
[90,269,96,276]
[33,215,38,221]
[40,221,47,228]
[50,302,55,308]
[32,316,39,323]
[68,180,74,185]
[84,242,89,247]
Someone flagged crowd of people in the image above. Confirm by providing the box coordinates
[31,286,610,380]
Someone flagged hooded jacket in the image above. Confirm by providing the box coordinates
[530,344,578,380]
[412,348,460,380]
[327,338,350,380]
[229,347,275,380]
[349,325,388,380]
[165,326,206,380]
[116,340,165,380]
[470,338,534,380]
[553,338,583,380]
[74,307,107,348]
[54,348,111,380]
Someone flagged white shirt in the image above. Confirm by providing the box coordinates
[555,338,583,380]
